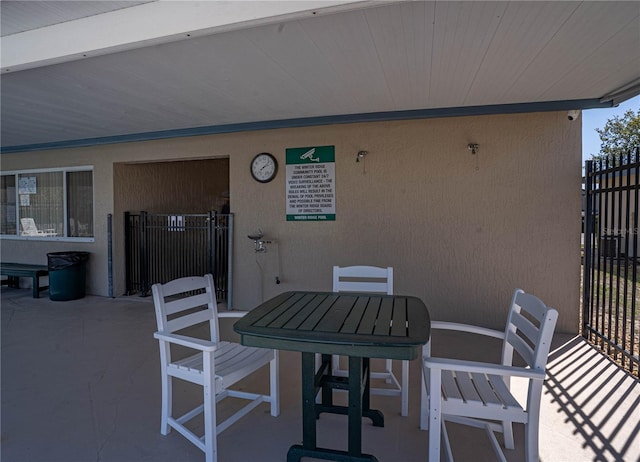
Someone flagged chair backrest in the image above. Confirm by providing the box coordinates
[501,289,558,371]
[333,265,393,294]
[20,218,39,235]
[152,274,220,343]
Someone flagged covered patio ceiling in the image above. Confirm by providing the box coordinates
[1,0,639,152]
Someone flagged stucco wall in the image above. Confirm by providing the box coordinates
[0,111,581,332]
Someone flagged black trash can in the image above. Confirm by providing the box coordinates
[47,251,90,301]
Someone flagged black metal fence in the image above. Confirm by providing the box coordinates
[124,211,233,303]
[583,148,639,375]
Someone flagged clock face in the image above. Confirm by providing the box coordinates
[251,153,278,183]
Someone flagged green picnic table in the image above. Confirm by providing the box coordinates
[234,291,431,462]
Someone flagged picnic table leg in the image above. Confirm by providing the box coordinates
[288,353,380,462]
[287,352,318,461]
[301,352,317,450]
[348,356,364,456]
[361,357,384,427]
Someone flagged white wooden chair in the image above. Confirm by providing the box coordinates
[152,274,279,462]
[421,289,558,462]
[327,265,409,416]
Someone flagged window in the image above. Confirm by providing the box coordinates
[1,167,94,239]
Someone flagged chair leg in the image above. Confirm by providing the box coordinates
[502,420,515,450]
[523,381,543,461]
[428,369,442,462]
[442,419,454,462]
[524,421,539,462]
[332,355,342,376]
[385,359,393,384]
[270,351,280,416]
[203,353,217,462]
[401,360,409,417]
[160,373,172,435]
[420,364,429,430]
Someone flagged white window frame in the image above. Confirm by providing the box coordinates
[1,166,95,242]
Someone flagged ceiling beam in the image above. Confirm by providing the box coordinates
[1,0,374,73]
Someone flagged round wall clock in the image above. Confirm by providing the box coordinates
[250,152,278,183]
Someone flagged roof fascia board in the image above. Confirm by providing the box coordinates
[1,0,373,72]
[0,98,613,154]
[600,78,640,106]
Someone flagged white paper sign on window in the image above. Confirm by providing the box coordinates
[18,176,36,194]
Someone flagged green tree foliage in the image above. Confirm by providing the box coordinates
[593,109,640,160]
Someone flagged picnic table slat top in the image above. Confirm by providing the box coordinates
[234,291,430,348]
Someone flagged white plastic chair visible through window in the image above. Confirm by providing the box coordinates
[329,265,409,416]
[421,288,558,462]
[152,274,279,462]
[20,218,56,236]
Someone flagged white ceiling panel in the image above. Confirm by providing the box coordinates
[1,1,639,151]
[514,2,640,102]
[0,1,154,36]
[363,2,434,108]
[466,2,579,106]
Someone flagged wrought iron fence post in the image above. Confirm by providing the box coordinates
[583,160,593,338]
[108,213,113,298]
[227,213,234,309]
[140,211,149,297]
[208,211,216,278]
[124,211,132,295]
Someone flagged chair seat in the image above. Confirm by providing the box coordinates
[441,370,526,422]
[170,341,275,389]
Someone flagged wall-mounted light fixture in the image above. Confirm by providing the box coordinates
[467,143,479,155]
[356,150,368,162]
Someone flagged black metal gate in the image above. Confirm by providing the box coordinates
[583,148,639,375]
[124,211,233,302]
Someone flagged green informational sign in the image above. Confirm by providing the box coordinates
[286,146,336,221]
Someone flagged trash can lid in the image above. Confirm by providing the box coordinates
[47,251,90,270]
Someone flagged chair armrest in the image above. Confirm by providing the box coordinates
[424,356,545,380]
[431,321,505,340]
[154,331,217,352]
[218,310,248,318]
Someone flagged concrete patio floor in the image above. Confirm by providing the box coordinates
[1,287,639,462]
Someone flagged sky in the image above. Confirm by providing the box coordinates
[582,94,640,164]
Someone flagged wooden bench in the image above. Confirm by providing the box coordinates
[0,263,49,298]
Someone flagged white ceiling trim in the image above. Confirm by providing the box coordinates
[1,0,376,72]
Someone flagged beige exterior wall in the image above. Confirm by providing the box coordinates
[0,111,581,332]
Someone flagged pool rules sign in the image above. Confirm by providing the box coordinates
[286,146,336,221]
